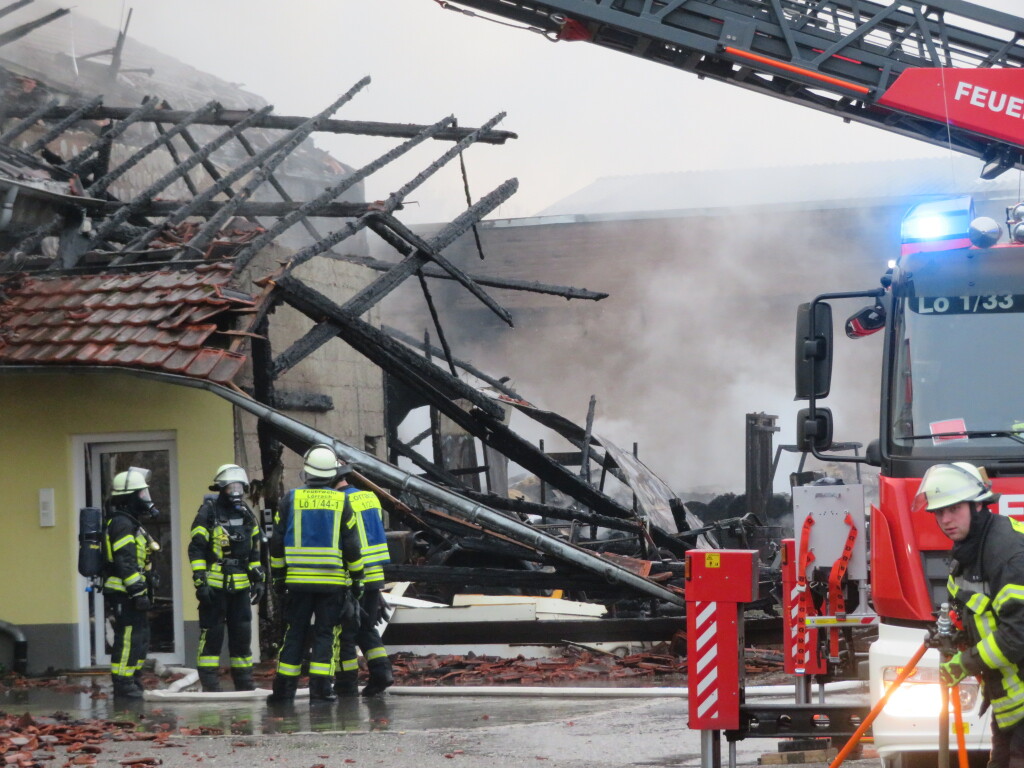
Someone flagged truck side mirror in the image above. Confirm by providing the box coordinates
[797,407,833,452]
[795,302,833,399]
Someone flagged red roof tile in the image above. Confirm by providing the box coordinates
[0,263,254,384]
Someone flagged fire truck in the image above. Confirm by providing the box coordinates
[433,0,1024,764]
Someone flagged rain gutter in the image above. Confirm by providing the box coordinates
[0,366,686,607]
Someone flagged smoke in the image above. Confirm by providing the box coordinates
[382,162,1021,498]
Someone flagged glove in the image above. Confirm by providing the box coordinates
[940,651,971,687]
[249,565,265,584]
[363,587,384,626]
[194,575,214,607]
[249,580,266,605]
[132,594,152,611]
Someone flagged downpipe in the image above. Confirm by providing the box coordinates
[56,367,688,608]
[0,619,28,675]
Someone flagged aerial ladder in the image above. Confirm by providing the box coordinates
[434,0,1024,178]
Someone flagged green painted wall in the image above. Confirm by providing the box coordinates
[0,370,233,627]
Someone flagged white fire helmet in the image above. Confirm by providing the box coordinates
[303,444,340,479]
[111,467,151,497]
[210,464,249,492]
[912,462,995,513]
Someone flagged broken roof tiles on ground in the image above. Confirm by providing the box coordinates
[0,262,253,383]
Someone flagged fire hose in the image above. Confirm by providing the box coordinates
[827,641,928,768]
[830,603,970,768]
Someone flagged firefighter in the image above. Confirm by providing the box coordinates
[916,462,1024,767]
[188,464,265,692]
[267,444,364,704]
[332,467,394,697]
[103,467,159,699]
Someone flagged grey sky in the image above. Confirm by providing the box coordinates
[70,1,1024,225]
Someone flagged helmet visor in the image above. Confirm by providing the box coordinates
[223,482,246,497]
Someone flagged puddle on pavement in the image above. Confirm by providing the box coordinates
[0,681,663,735]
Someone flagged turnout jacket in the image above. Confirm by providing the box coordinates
[270,484,364,591]
[948,513,1024,730]
[341,485,389,586]
[103,508,152,597]
[188,494,262,592]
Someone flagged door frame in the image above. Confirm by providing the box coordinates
[73,431,184,669]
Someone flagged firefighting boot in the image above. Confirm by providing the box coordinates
[266,674,298,704]
[231,667,256,692]
[198,668,222,693]
[360,659,394,697]
[308,675,337,703]
[132,669,146,694]
[112,676,143,699]
[333,669,359,697]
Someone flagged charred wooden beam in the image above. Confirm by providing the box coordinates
[282,112,510,275]
[457,489,643,535]
[100,199,375,218]
[383,564,637,593]
[272,274,503,420]
[0,6,68,48]
[65,98,158,176]
[1,104,517,144]
[342,254,607,301]
[0,1,34,21]
[272,276,639,522]
[230,114,455,272]
[236,386,333,412]
[87,101,221,195]
[23,95,104,154]
[271,179,517,377]
[389,438,465,488]
[103,104,273,255]
[383,325,522,400]
[121,84,365,252]
[0,98,58,144]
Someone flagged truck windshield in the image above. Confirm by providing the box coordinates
[891,274,1024,454]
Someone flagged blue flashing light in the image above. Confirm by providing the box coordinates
[901,195,974,244]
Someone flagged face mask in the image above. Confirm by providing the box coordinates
[133,489,159,519]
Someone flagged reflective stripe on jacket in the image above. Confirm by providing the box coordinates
[948,515,1024,730]
[270,486,364,591]
[188,494,261,591]
[344,487,389,585]
[103,510,150,595]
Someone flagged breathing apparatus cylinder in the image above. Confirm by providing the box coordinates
[77,507,104,578]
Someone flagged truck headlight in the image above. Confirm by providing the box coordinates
[881,666,980,714]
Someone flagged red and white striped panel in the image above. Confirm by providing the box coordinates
[692,600,720,722]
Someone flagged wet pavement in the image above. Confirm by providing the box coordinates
[1,679,880,767]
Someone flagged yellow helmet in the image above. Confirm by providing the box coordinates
[303,444,340,479]
[912,462,995,512]
[111,467,151,496]
[210,464,249,492]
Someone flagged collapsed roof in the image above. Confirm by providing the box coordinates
[0,3,779,620]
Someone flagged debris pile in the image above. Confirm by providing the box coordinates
[389,647,784,686]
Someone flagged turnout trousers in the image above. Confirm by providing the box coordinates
[336,589,389,674]
[107,593,149,679]
[276,590,343,679]
[991,718,1024,768]
[197,590,252,672]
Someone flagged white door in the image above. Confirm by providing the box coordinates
[75,434,183,668]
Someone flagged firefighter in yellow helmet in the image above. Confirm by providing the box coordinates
[103,467,159,699]
[916,462,1024,768]
[267,444,364,704]
[188,464,265,692]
